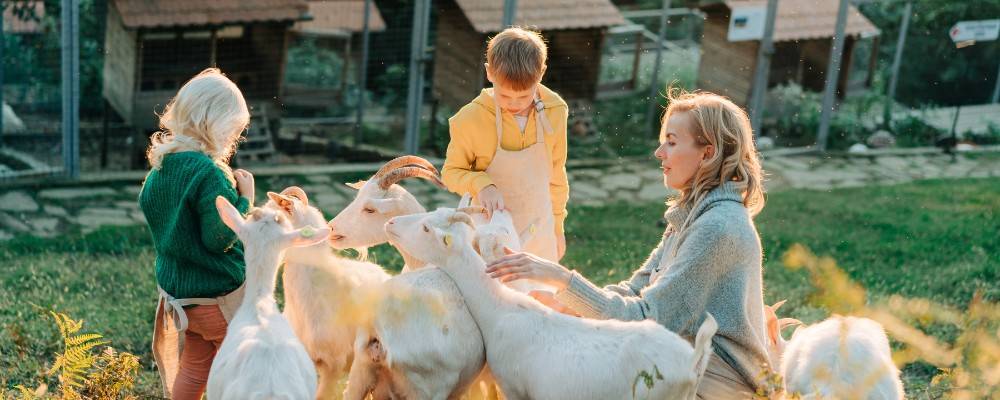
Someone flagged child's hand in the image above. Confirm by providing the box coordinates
[478,185,505,216]
[234,169,255,205]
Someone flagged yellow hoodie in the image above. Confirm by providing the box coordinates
[442,83,570,236]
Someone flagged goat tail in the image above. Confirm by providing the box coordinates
[691,313,718,382]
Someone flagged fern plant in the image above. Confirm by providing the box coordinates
[47,311,108,396]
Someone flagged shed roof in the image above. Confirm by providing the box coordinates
[112,0,309,29]
[293,0,387,36]
[454,0,626,33]
[717,0,879,42]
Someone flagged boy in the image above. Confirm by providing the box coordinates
[442,27,569,261]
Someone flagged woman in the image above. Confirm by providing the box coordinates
[486,90,771,398]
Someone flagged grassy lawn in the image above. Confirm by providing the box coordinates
[2,178,997,397]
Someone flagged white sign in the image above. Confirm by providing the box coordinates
[728,5,767,42]
[949,19,1000,43]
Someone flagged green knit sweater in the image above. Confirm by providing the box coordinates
[139,151,250,299]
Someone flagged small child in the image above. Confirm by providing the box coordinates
[138,68,254,400]
[442,27,570,261]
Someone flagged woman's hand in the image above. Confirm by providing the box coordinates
[234,169,255,205]
[486,247,572,290]
[477,185,505,217]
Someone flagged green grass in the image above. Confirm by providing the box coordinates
[2,178,997,397]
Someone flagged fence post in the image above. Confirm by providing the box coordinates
[62,0,80,178]
[355,0,372,145]
[816,0,849,152]
[404,0,431,154]
[645,0,669,135]
[748,0,779,137]
[884,1,911,125]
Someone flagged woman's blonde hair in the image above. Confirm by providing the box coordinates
[146,68,250,186]
[661,89,765,217]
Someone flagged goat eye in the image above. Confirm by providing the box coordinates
[423,225,429,233]
[363,208,375,214]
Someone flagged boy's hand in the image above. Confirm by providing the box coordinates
[234,169,255,205]
[557,232,566,260]
[478,185,505,216]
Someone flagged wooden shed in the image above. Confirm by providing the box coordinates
[284,0,387,109]
[101,0,310,130]
[695,0,880,107]
[432,0,626,109]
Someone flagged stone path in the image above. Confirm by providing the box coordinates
[1,150,998,240]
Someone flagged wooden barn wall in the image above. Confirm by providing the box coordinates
[544,29,604,101]
[695,8,757,106]
[102,2,137,124]
[432,6,487,110]
[245,22,289,101]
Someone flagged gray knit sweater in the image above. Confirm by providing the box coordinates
[555,182,771,389]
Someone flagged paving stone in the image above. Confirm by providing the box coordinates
[38,187,118,200]
[0,230,12,241]
[569,181,608,201]
[0,191,38,212]
[75,207,135,231]
[29,217,59,232]
[130,211,147,224]
[637,184,672,201]
[600,173,643,191]
[43,204,69,217]
[0,212,31,232]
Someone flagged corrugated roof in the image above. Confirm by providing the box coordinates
[112,0,309,29]
[3,1,45,34]
[454,0,626,33]
[293,0,386,36]
[723,0,879,42]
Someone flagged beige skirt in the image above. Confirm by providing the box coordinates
[151,285,244,398]
[697,354,757,399]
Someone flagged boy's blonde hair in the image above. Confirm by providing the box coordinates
[146,68,249,186]
[661,89,765,217]
[486,27,547,90]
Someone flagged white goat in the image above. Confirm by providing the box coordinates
[769,311,905,400]
[385,208,718,400]
[327,157,487,400]
[264,186,391,399]
[765,303,905,399]
[206,197,327,400]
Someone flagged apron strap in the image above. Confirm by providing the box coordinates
[494,100,504,148]
[533,95,553,144]
[157,286,221,332]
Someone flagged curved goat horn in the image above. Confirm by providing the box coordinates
[378,166,447,190]
[448,211,475,229]
[279,186,309,206]
[372,155,439,179]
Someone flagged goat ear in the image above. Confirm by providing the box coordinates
[215,196,245,233]
[365,198,402,215]
[458,192,472,208]
[345,180,366,190]
[285,226,331,248]
[266,191,295,214]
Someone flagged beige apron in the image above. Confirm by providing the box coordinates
[151,285,244,398]
[480,90,558,261]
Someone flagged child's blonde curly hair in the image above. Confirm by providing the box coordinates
[146,68,249,186]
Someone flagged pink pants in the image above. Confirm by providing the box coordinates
[171,305,228,400]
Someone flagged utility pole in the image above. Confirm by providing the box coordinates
[816,0,849,152]
[354,0,372,145]
[62,0,81,178]
[884,1,912,125]
[403,0,431,154]
[748,0,779,137]
[502,0,517,28]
